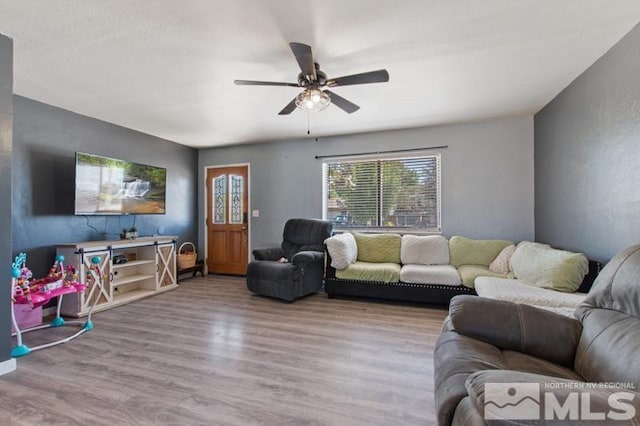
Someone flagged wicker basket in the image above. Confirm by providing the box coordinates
[177,242,197,269]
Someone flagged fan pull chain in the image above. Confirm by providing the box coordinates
[314,113,319,142]
[306,112,320,141]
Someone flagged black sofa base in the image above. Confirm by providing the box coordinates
[324,278,476,306]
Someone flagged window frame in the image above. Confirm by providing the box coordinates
[322,150,442,234]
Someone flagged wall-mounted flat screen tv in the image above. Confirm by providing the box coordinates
[75,152,166,215]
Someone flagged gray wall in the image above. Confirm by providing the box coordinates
[0,34,13,367]
[12,96,198,277]
[535,24,640,262]
[198,116,534,253]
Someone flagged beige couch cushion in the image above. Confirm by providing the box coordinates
[400,264,461,286]
[400,234,450,265]
[474,276,587,314]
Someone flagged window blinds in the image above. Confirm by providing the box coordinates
[324,153,441,230]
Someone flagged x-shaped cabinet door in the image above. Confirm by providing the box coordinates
[156,243,177,288]
[81,250,112,311]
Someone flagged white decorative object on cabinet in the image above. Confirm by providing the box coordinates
[57,236,178,317]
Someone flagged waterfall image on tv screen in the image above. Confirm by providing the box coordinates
[75,152,166,215]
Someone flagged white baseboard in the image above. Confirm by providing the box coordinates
[0,358,16,376]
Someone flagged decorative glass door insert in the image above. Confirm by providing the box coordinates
[213,175,227,224]
[212,174,244,225]
[229,175,244,224]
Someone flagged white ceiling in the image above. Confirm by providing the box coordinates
[1,1,640,148]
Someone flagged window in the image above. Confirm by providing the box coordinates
[323,152,441,231]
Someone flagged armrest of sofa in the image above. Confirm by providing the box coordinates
[465,370,640,424]
[577,259,602,293]
[449,295,581,367]
[324,252,337,278]
[292,250,325,267]
[252,247,284,261]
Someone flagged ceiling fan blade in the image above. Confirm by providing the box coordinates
[326,69,389,87]
[234,79,299,87]
[278,97,298,115]
[324,90,360,114]
[289,42,317,81]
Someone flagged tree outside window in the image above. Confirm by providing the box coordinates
[324,153,441,231]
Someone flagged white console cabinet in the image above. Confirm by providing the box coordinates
[57,236,178,317]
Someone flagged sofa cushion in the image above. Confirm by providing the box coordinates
[475,277,587,318]
[509,242,588,292]
[400,234,450,265]
[488,244,516,274]
[400,264,461,286]
[353,233,401,263]
[457,265,507,288]
[335,261,401,283]
[325,232,357,270]
[449,236,513,267]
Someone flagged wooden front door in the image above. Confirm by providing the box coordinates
[206,165,249,275]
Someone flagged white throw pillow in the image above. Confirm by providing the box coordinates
[325,233,358,270]
[400,235,450,265]
[489,244,516,274]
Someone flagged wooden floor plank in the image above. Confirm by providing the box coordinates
[2,275,447,426]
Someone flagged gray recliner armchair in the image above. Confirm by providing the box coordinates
[246,218,333,302]
[434,244,640,425]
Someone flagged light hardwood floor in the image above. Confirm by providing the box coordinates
[2,275,448,426]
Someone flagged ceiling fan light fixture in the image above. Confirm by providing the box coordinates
[295,88,331,112]
[235,42,388,114]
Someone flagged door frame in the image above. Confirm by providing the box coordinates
[203,163,251,274]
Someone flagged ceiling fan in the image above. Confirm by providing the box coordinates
[234,42,389,115]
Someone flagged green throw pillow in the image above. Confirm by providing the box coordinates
[354,233,401,263]
[510,242,588,292]
[449,235,513,267]
[457,264,508,288]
